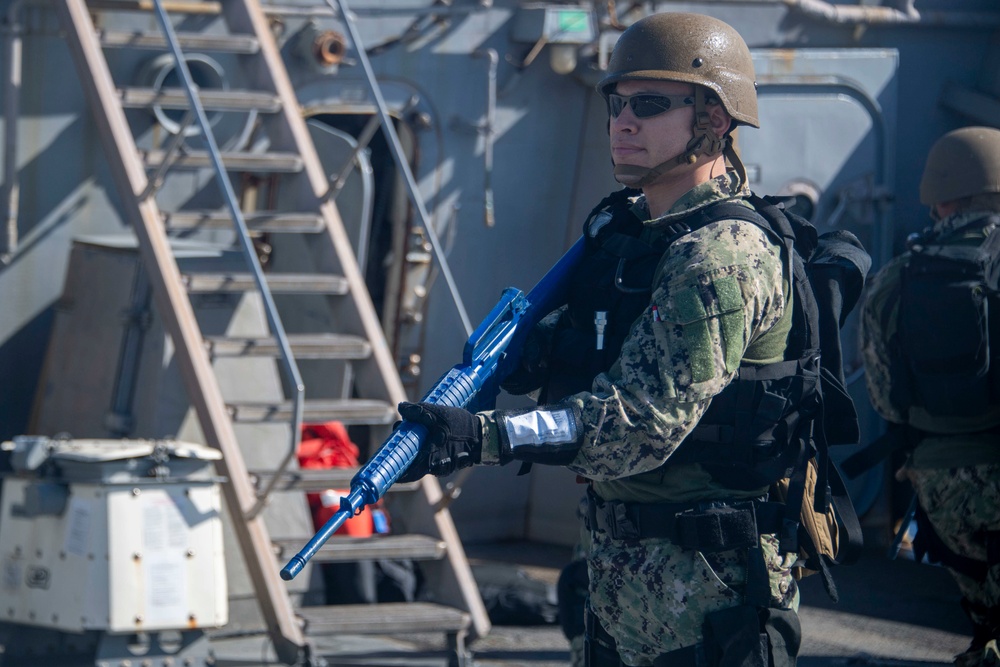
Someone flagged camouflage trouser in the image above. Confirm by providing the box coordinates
[906,463,1000,666]
[587,531,799,666]
[569,634,585,667]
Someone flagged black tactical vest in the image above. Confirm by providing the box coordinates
[545,188,689,401]
[548,190,865,492]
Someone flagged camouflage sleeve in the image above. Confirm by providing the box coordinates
[859,256,908,423]
[561,219,787,481]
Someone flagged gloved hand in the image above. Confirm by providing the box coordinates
[500,325,549,396]
[396,402,483,483]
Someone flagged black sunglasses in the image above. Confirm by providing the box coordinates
[607,93,695,119]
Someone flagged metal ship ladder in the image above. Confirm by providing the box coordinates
[55,0,489,664]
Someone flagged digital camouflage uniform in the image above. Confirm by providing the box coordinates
[861,209,1000,667]
[482,172,800,666]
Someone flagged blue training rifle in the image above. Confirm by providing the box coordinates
[280,237,585,581]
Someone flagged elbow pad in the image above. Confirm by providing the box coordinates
[495,405,584,466]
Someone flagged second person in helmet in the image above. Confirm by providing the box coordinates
[860,125,1000,667]
[395,12,815,667]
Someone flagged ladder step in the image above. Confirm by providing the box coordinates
[273,535,447,563]
[142,149,304,173]
[250,468,421,494]
[206,333,371,360]
[121,87,282,113]
[99,30,259,53]
[164,210,325,233]
[228,399,397,425]
[184,273,349,294]
[297,602,471,636]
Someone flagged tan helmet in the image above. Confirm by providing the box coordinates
[597,12,759,128]
[919,126,1000,206]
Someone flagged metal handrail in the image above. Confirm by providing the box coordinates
[148,0,304,520]
[326,0,474,337]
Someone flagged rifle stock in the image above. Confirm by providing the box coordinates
[280,237,584,580]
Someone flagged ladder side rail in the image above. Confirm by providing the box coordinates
[55,2,306,662]
[148,0,305,522]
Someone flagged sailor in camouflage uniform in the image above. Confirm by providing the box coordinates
[397,13,816,667]
[860,126,1000,667]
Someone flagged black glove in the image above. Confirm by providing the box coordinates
[396,402,483,483]
[500,325,549,396]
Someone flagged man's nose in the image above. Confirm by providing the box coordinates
[611,106,638,131]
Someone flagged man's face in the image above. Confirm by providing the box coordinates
[932,200,959,220]
[609,79,697,171]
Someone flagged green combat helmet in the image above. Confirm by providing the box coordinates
[919,125,1000,206]
[597,12,759,187]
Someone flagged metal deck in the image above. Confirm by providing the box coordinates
[200,540,968,667]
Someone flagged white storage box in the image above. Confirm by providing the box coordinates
[0,438,228,633]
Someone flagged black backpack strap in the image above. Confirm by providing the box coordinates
[784,450,863,603]
[827,460,864,568]
[747,193,819,258]
[687,199,775,239]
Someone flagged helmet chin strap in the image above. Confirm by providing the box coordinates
[613,87,733,189]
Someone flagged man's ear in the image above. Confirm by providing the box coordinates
[707,103,733,139]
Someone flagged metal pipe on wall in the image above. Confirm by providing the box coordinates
[654,0,1000,27]
[1,0,25,261]
[475,48,498,228]
[786,0,919,24]
[787,0,1000,26]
